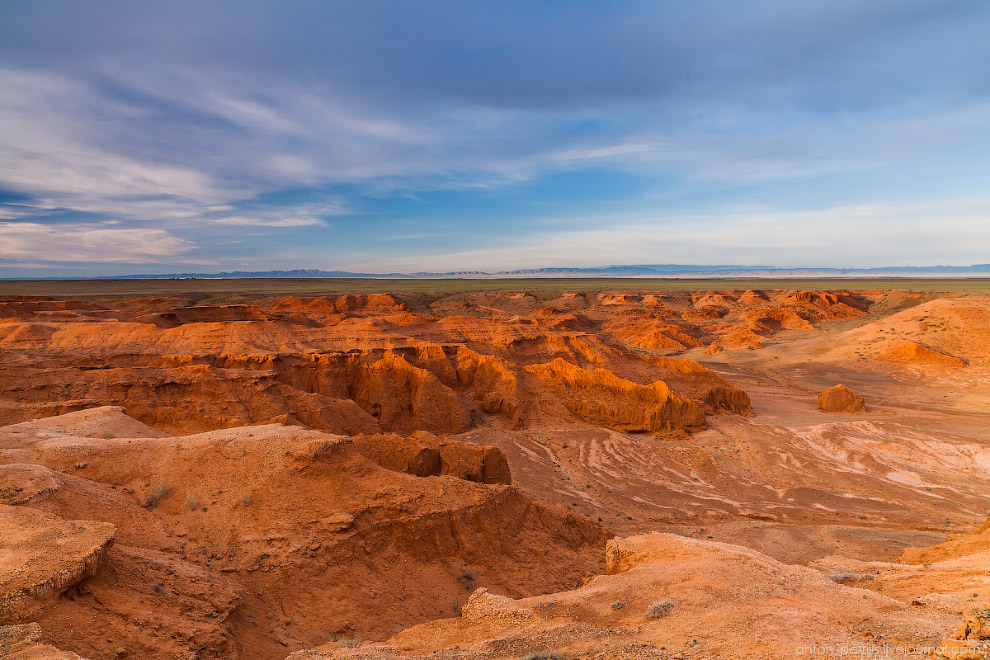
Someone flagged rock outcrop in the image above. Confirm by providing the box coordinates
[351,353,471,434]
[704,385,752,415]
[0,623,89,659]
[0,505,115,621]
[526,358,706,432]
[942,607,990,660]
[453,347,521,422]
[0,410,606,658]
[817,384,866,413]
[352,432,511,484]
[287,532,941,660]
[898,517,990,565]
[0,288,862,436]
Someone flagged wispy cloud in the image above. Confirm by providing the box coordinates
[340,199,990,272]
[212,216,325,228]
[0,222,194,263]
[0,70,237,218]
[0,262,74,269]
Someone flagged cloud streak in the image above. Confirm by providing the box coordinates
[212,216,325,228]
[0,222,194,263]
[340,200,990,272]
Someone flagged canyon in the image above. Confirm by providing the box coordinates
[1,282,988,659]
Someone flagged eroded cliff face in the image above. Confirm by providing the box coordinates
[288,530,970,660]
[0,289,831,436]
[525,358,706,432]
[0,409,608,660]
[0,505,115,622]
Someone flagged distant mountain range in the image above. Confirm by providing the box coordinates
[90,264,990,279]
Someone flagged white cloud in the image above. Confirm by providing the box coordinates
[0,66,452,227]
[211,216,325,227]
[0,222,194,263]
[339,199,990,272]
[0,69,245,223]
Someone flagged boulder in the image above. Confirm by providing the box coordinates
[817,384,866,413]
[704,385,752,415]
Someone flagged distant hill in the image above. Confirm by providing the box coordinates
[92,264,990,280]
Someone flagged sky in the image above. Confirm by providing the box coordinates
[0,0,988,277]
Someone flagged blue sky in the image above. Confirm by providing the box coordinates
[0,0,988,276]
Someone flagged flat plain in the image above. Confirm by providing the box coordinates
[2,276,989,297]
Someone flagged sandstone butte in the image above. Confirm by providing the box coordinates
[817,383,867,413]
[0,287,988,659]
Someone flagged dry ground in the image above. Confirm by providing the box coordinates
[1,280,988,659]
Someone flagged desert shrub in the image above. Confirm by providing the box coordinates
[101,432,115,439]
[830,571,856,584]
[534,601,556,617]
[646,599,678,619]
[830,570,873,584]
[337,633,362,648]
[144,482,168,508]
[610,601,627,610]
[241,492,253,506]
[185,494,199,510]
[521,653,570,660]
[458,566,478,591]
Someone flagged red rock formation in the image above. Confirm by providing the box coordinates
[0,506,115,622]
[0,290,860,435]
[704,385,752,415]
[453,347,521,421]
[817,384,866,413]
[289,532,951,660]
[352,432,511,484]
[351,353,471,434]
[0,411,607,659]
[526,358,706,432]
[606,319,702,351]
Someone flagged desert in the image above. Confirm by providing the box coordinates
[0,279,987,659]
[3,1,989,657]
